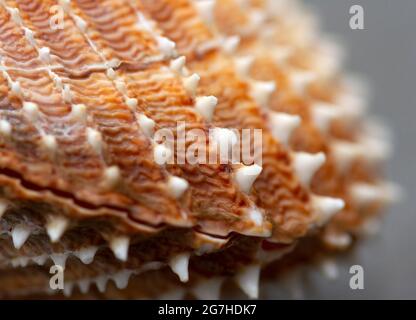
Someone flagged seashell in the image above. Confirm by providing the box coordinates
[0,0,398,299]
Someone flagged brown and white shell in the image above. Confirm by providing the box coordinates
[0,0,399,299]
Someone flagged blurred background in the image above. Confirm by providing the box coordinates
[264,0,416,299]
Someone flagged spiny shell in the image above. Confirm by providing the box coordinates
[0,0,398,299]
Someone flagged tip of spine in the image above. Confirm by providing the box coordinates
[271,46,294,64]
[103,166,121,189]
[22,101,39,121]
[192,277,224,300]
[63,282,74,297]
[235,55,255,77]
[62,282,74,297]
[10,81,22,96]
[319,259,339,280]
[154,144,172,165]
[11,224,31,249]
[23,27,34,46]
[235,164,263,194]
[42,134,57,154]
[70,104,87,122]
[183,73,201,96]
[323,231,352,249]
[195,96,218,121]
[270,112,301,145]
[169,253,190,282]
[167,176,189,199]
[194,0,216,24]
[292,152,326,186]
[86,128,102,154]
[311,102,340,133]
[106,68,116,80]
[211,127,238,147]
[8,7,22,25]
[235,264,261,299]
[126,98,138,111]
[331,140,364,172]
[250,80,276,107]
[290,70,316,94]
[137,114,155,137]
[311,195,345,226]
[74,247,98,265]
[0,119,11,137]
[46,216,69,242]
[109,236,130,261]
[58,0,71,12]
[74,15,87,32]
[62,84,72,103]
[112,270,133,290]
[95,276,109,293]
[170,56,186,74]
[39,47,51,63]
[157,36,177,58]
[222,35,241,54]
[0,199,7,218]
[350,182,403,207]
[76,279,91,294]
[51,253,68,269]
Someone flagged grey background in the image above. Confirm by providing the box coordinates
[286,0,416,299]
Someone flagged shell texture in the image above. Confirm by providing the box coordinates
[0,0,398,299]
